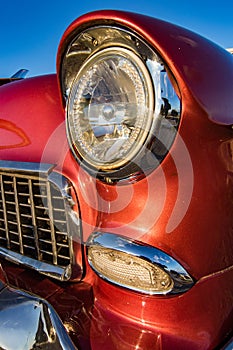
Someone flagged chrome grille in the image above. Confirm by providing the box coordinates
[0,161,82,281]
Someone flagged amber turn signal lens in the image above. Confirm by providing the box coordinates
[87,232,195,295]
[88,246,173,294]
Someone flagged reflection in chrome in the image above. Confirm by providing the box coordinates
[0,160,82,281]
[87,232,195,295]
[0,283,77,350]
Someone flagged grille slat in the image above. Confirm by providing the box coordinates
[13,176,24,254]
[0,174,10,249]
[8,221,18,226]
[28,177,40,261]
[0,161,82,281]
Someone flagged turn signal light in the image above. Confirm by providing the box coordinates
[87,232,195,295]
[88,246,173,294]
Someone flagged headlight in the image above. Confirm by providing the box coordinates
[67,47,154,171]
[62,25,181,182]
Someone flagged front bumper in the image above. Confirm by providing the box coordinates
[0,259,232,350]
[0,281,77,350]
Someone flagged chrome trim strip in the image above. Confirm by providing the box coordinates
[0,160,82,281]
[48,171,80,275]
[87,232,195,295]
[0,160,55,177]
[0,283,77,350]
[0,247,71,280]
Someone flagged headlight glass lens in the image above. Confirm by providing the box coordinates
[67,47,154,170]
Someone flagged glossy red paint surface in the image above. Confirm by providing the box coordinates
[90,267,233,350]
[0,73,232,278]
[0,10,232,350]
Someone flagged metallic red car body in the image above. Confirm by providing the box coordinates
[0,10,232,350]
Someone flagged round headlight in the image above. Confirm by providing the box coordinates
[63,25,181,182]
[67,47,154,171]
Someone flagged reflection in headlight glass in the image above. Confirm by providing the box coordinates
[68,48,154,170]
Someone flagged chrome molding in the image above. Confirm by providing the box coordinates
[87,232,195,295]
[0,160,82,281]
[0,283,77,350]
[0,160,55,177]
[0,247,72,280]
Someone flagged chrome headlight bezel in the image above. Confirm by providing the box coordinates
[62,24,181,183]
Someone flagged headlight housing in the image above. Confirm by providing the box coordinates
[62,25,181,182]
[68,46,154,171]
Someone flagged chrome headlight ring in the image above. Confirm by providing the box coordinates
[62,25,181,183]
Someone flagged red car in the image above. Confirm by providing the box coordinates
[0,10,232,350]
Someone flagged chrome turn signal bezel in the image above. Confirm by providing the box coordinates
[86,232,195,295]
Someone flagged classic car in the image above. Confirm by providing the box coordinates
[0,9,232,350]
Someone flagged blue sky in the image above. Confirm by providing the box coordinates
[0,0,232,77]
